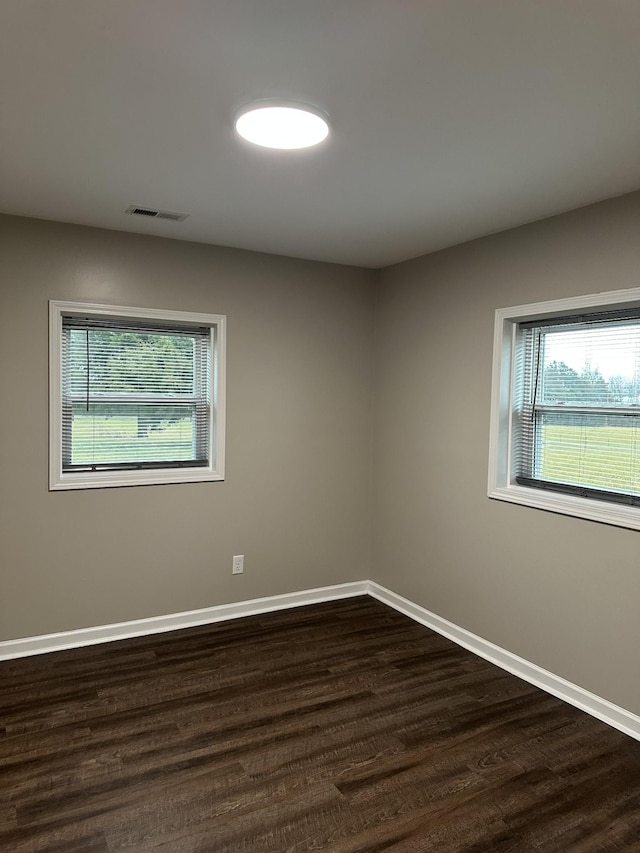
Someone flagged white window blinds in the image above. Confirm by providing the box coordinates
[515,312,640,505]
[61,316,211,471]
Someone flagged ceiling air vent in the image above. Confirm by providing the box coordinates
[126,205,189,222]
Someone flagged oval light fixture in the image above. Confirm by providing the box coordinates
[235,103,329,150]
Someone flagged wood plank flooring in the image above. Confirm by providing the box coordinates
[2,596,640,851]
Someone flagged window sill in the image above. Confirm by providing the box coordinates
[488,483,640,531]
[50,467,224,491]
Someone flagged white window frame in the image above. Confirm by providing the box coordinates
[49,300,226,490]
[488,286,640,531]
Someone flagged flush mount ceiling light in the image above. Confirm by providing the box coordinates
[234,103,329,150]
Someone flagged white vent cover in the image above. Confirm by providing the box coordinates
[125,205,189,222]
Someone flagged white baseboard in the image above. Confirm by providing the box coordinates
[0,581,368,662]
[367,580,640,742]
[2,577,639,742]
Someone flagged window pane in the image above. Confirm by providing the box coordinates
[67,403,201,467]
[535,411,640,495]
[61,321,210,471]
[67,328,196,398]
[540,323,640,407]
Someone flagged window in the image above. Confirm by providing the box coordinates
[488,287,640,530]
[50,301,226,490]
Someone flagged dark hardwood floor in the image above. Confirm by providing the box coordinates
[2,596,640,852]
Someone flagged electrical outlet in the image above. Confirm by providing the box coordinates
[232,554,244,575]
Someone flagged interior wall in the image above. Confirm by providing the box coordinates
[4,194,640,716]
[372,190,640,714]
[0,215,375,642]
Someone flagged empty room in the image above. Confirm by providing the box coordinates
[2,2,640,850]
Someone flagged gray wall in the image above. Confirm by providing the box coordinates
[0,215,374,641]
[372,191,640,714]
[3,193,640,717]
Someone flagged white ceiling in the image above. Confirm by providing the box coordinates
[1,1,639,268]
